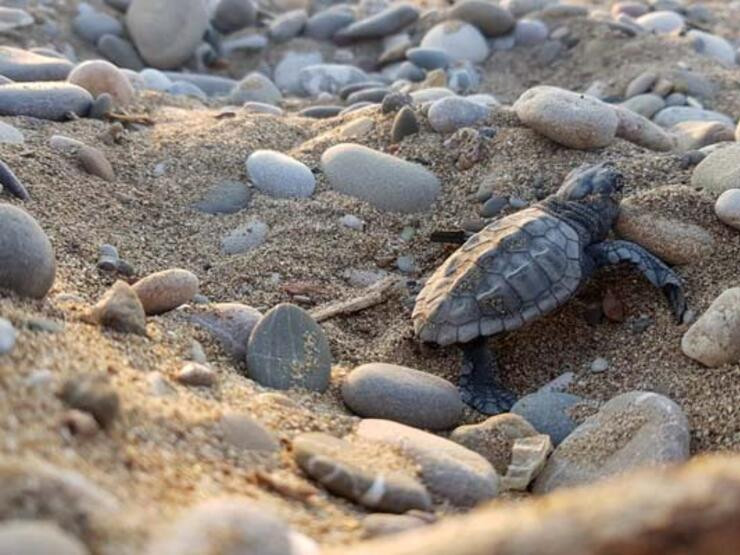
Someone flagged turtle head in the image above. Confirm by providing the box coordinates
[555,163,623,239]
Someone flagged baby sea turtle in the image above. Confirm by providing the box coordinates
[412,163,687,415]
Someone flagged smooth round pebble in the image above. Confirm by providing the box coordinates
[0,82,92,121]
[511,391,585,445]
[420,20,489,63]
[246,150,315,198]
[0,521,89,555]
[681,287,740,367]
[428,96,489,134]
[132,268,199,315]
[193,180,252,214]
[221,220,268,254]
[0,318,16,355]
[67,60,135,106]
[715,189,740,230]
[191,303,263,360]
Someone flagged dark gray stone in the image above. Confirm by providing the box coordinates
[449,0,515,37]
[0,82,92,120]
[0,204,55,298]
[73,10,123,44]
[406,47,451,70]
[382,91,412,114]
[191,303,262,360]
[0,160,29,200]
[480,195,507,218]
[391,106,419,143]
[305,8,355,40]
[268,9,307,42]
[89,93,113,119]
[193,180,252,214]
[161,72,237,96]
[346,87,389,104]
[342,363,463,430]
[213,0,257,34]
[97,34,144,70]
[246,303,332,392]
[334,4,419,43]
[0,47,73,81]
[511,391,584,445]
[299,105,343,118]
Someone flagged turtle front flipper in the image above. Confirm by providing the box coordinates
[459,338,517,415]
[586,240,687,322]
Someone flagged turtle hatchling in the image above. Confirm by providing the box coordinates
[413,163,687,415]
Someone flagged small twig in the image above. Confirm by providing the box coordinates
[106,112,155,126]
[310,276,400,323]
[253,470,319,502]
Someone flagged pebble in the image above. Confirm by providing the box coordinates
[78,145,115,181]
[450,413,538,475]
[448,0,515,37]
[140,68,172,91]
[246,150,316,198]
[672,121,734,152]
[625,70,658,98]
[533,391,689,493]
[229,72,282,105]
[0,204,56,298]
[0,7,32,32]
[340,116,374,139]
[620,93,666,119]
[356,419,500,506]
[501,0,553,17]
[194,180,252,214]
[342,363,463,430]
[85,280,147,335]
[613,105,674,152]
[0,121,23,144]
[590,357,609,373]
[410,87,455,104]
[363,513,429,538]
[381,91,412,114]
[89,93,113,119]
[513,86,619,150]
[346,87,389,104]
[340,214,365,230]
[242,102,284,116]
[615,202,714,265]
[334,4,419,43]
[246,303,332,392]
[500,434,552,491]
[480,195,507,218]
[391,106,419,143]
[0,521,89,555]
[299,105,343,119]
[0,82,92,121]
[652,106,733,128]
[299,64,368,96]
[428,96,489,134]
[219,412,280,452]
[292,432,432,512]
[0,159,29,200]
[126,0,209,69]
[321,143,440,213]
[0,318,16,356]
[73,9,122,44]
[176,362,216,387]
[691,144,740,195]
[146,498,292,555]
[221,220,268,254]
[514,19,548,46]
[97,34,144,70]
[305,7,355,40]
[132,268,199,315]
[213,0,257,34]
[168,81,207,101]
[687,30,736,67]
[715,189,740,230]
[406,47,451,70]
[635,10,684,34]
[681,287,740,367]
[0,46,73,81]
[269,9,308,42]
[274,51,323,95]
[511,391,585,446]
[612,2,649,18]
[60,375,120,429]
[191,303,262,360]
[420,20,489,63]
[162,72,236,97]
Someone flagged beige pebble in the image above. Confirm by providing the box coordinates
[176,362,216,387]
[132,268,199,315]
[78,146,115,181]
[67,60,135,106]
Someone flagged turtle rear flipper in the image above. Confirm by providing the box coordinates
[459,338,516,415]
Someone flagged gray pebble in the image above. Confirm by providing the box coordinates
[334,4,419,43]
[221,220,268,254]
[97,34,144,70]
[391,105,419,143]
[0,318,16,355]
[428,96,489,134]
[246,150,315,198]
[0,82,92,121]
[191,303,262,360]
[511,391,585,445]
[590,357,609,373]
[0,46,73,81]
[193,180,252,214]
[73,10,123,44]
[480,195,507,217]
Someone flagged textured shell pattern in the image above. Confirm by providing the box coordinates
[413,207,585,346]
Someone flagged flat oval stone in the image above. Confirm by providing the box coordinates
[191,303,262,360]
[305,8,354,40]
[0,82,93,121]
[268,9,308,42]
[78,145,115,181]
[126,0,209,69]
[221,220,268,254]
[298,64,368,96]
[613,106,674,152]
[533,391,689,493]
[636,10,684,34]
[193,180,252,214]
[321,143,440,213]
[428,96,489,134]
[73,9,123,44]
[620,93,666,118]
[97,35,144,71]
[448,0,515,37]
[293,432,432,512]
[391,106,419,143]
[161,72,237,97]
[652,106,733,128]
[406,47,451,70]
[715,189,740,230]
[67,60,135,106]
[511,391,584,445]
[691,144,740,195]
[0,47,73,81]
[0,521,88,555]
[132,268,199,315]
[228,72,282,105]
[212,0,257,34]
[334,4,419,43]
[688,30,736,68]
[246,303,332,392]
[0,204,55,299]
[513,85,618,150]
[219,411,279,451]
[356,419,500,507]
[342,363,463,430]
[420,20,489,63]
[681,287,740,367]
[246,150,315,198]
[146,498,292,555]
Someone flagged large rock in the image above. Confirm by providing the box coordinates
[0,46,73,81]
[292,432,432,512]
[246,303,332,392]
[342,363,463,430]
[533,391,689,493]
[0,82,92,121]
[681,287,740,367]
[356,419,500,506]
[691,145,740,196]
[321,144,440,213]
[513,86,619,150]
[126,0,209,69]
[420,20,489,63]
[0,204,56,298]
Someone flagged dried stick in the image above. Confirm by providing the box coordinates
[310,276,400,323]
